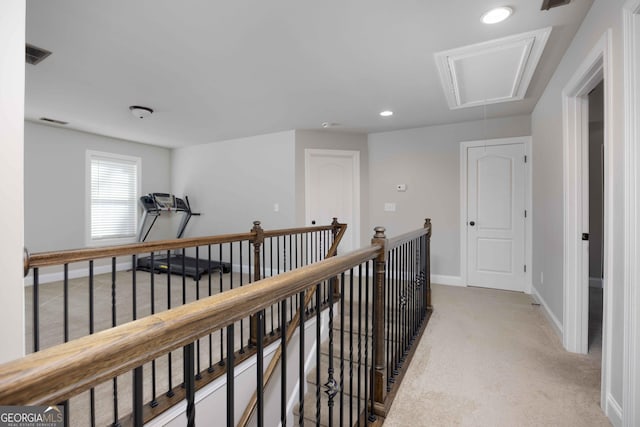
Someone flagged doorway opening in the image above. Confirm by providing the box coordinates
[561,30,611,411]
[587,81,604,358]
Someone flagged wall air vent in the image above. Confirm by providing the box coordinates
[26,44,52,65]
[39,117,68,125]
[541,0,571,11]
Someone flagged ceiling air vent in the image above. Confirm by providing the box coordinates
[26,44,52,65]
[39,117,68,126]
[541,0,571,10]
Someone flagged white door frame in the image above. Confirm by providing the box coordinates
[304,149,360,249]
[460,137,532,292]
[623,1,640,425]
[561,30,613,413]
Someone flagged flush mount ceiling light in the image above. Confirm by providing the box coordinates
[129,105,153,119]
[481,6,513,24]
[380,110,393,117]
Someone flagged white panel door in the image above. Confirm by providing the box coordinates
[305,149,360,253]
[467,144,525,291]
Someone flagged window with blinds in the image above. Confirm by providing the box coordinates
[88,152,140,243]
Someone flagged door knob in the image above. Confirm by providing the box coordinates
[469,221,475,226]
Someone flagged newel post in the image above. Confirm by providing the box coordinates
[249,220,264,347]
[371,226,387,413]
[425,218,432,311]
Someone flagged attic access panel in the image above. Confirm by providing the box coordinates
[434,27,552,110]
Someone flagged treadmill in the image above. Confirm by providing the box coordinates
[136,193,231,279]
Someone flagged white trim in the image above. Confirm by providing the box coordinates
[531,285,563,339]
[434,27,552,109]
[23,260,133,286]
[430,274,463,287]
[459,137,532,292]
[606,393,623,427]
[561,30,613,417]
[623,2,640,426]
[304,149,360,252]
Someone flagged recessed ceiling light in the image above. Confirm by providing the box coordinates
[380,110,393,117]
[481,7,513,24]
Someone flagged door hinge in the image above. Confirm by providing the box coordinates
[524,155,528,163]
[524,210,527,218]
[524,265,527,273]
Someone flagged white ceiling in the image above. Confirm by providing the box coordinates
[25,0,593,148]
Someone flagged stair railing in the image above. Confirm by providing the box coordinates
[21,219,345,426]
[6,219,432,426]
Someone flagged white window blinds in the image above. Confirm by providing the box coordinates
[90,154,139,240]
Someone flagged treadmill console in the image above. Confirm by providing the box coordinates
[140,194,158,212]
[152,193,176,210]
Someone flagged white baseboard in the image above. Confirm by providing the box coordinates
[589,277,603,288]
[606,393,622,427]
[430,274,464,287]
[23,261,133,286]
[531,285,563,339]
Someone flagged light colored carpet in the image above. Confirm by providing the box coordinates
[384,284,610,427]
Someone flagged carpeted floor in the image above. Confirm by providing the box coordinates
[384,284,610,427]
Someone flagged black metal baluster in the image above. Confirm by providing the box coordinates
[280,299,287,426]
[60,265,70,427]
[326,275,337,427]
[182,248,187,305]
[184,343,196,427]
[356,264,362,423]
[256,310,265,427]
[132,254,143,427]
[208,245,214,373]
[395,247,401,376]
[275,239,281,331]
[267,239,274,335]
[150,252,158,408]
[349,269,354,426]
[366,261,375,422]
[404,243,409,358]
[315,284,321,426]
[219,244,225,366]
[195,247,202,380]
[63,264,69,343]
[33,267,39,352]
[89,261,95,427]
[240,242,245,353]
[339,272,345,427]
[298,291,305,427]
[111,258,120,427]
[386,250,391,390]
[167,250,174,397]
[133,366,143,427]
[227,324,235,427]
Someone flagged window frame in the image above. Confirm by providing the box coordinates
[85,150,142,247]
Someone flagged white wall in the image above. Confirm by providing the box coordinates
[24,121,172,252]
[368,115,531,278]
[294,130,369,243]
[0,0,26,363]
[171,131,296,236]
[531,0,626,416]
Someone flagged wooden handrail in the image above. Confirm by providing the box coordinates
[0,244,380,406]
[25,223,339,272]
[386,222,431,251]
